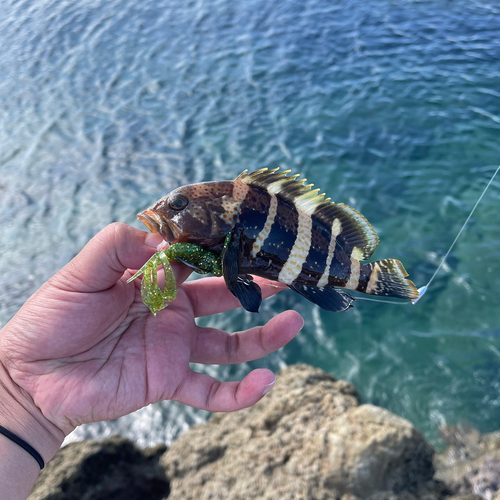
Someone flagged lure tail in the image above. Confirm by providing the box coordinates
[361,259,419,300]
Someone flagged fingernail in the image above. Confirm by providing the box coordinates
[298,316,305,332]
[156,240,170,252]
[145,232,164,248]
[262,377,276,396]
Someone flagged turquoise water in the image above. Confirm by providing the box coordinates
[0,0,499,447]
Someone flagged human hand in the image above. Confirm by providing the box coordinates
[0,223,303,459]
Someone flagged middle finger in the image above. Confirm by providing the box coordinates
[189,310,303,365]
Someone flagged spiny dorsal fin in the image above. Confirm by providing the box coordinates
[236,168,379,260]
[236,168,321,212]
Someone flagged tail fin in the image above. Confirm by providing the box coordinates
[361,259,419,300]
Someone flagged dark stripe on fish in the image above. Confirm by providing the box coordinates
[326,243,352,287]
[355,262,372,294]
[255,196,298,269]
[295,223,331,285]
[238,188,271,240]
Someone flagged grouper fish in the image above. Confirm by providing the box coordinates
[137,168,419,313]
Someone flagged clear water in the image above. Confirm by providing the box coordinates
[1,0,499,448]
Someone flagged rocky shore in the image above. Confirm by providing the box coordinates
[29,365,500,500]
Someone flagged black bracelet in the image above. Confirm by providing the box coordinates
[0,425,45,469]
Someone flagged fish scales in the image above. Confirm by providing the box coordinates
[137,168,419,313]
[238,186,350,287]
[237,183,375,294]
[240,194,300,281]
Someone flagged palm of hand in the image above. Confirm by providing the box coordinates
[0,224,301,437]
[11,271,199,433]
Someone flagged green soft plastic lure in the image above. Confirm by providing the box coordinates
[127,242,222,315]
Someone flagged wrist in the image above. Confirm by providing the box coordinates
[0,361,64,467]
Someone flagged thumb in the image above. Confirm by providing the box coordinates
[54,223,163,292]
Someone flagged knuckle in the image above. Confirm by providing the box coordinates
[205,380,222,411]
[109,221,130,241]
[95,222,128,251]
[186,286,200,318]
[259,326,267,353]
[225,333,240,364]
[171,377,185,402]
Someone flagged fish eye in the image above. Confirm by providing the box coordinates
[169,194,189,211]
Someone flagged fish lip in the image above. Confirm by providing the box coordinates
[137,209,179,243]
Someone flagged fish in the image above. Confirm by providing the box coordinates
[137,168,419,313]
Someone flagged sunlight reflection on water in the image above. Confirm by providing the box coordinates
[1,0,499,446]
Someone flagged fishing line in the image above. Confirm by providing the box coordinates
[225,166,499,307]
[354,296,412,305]
[355,165,500,307]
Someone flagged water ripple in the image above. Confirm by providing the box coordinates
[1,0,499,445]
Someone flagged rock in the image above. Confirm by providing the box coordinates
[444,453,500,499]
[324,405,434,495]
[447,496,484,500]
[30,364,500,500]
[437,426,483,464]
[435,424,500,500]
[162,364,435,500]
[28,435,169,500]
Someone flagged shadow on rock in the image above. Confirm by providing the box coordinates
[29,436,169,500]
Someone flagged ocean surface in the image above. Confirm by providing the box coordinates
[0,0,499,448]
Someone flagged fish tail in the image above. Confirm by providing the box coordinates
[361,259,419,300]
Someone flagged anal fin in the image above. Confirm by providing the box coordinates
[289,283,354,312]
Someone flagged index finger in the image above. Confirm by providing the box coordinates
[182,276,287,317]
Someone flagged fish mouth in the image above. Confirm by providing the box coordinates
[137,209,179,243]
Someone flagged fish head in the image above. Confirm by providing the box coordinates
[138,180,246,246]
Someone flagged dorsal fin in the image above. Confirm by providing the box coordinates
[313,203,379,260]
[236,168,379,260]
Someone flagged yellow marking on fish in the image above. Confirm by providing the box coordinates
[251,193,278,259]
[278,210,312,285]
[345,255,361,290]
[351,247,364,260]
[267,177,290,194]
[295,188,324,215]
[317,218,342,287]
[366,262,380,294]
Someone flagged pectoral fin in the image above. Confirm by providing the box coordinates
[288,283,354,312]
[221,227,242,290]
[222,226,262,313]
